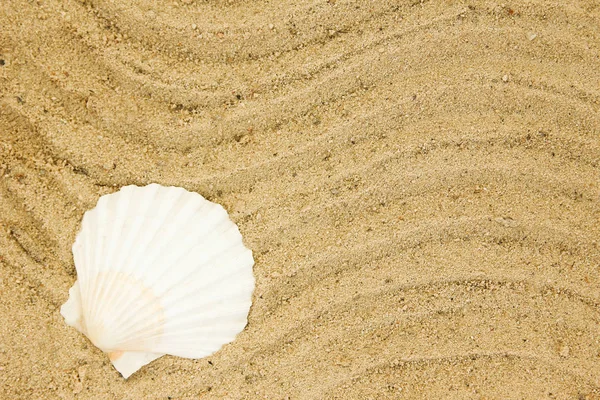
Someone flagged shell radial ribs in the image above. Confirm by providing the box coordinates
[60,184,255,378]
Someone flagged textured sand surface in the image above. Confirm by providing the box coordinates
[1,0,600,398]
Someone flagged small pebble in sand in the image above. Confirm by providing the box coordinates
[494,216,518,227]
[239,135,250,144]
[527,32,537,41]
[502,74,509,82]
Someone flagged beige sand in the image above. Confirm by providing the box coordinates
[1,0,600,398]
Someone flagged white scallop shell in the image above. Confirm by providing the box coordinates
[60,184,254,378]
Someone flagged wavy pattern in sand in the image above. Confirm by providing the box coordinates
[1,0,599,398]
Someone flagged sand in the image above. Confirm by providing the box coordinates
[1,0,599,398]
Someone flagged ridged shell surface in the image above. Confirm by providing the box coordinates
[60,184,255,378]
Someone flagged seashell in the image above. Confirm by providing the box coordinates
[60,184,255,378]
